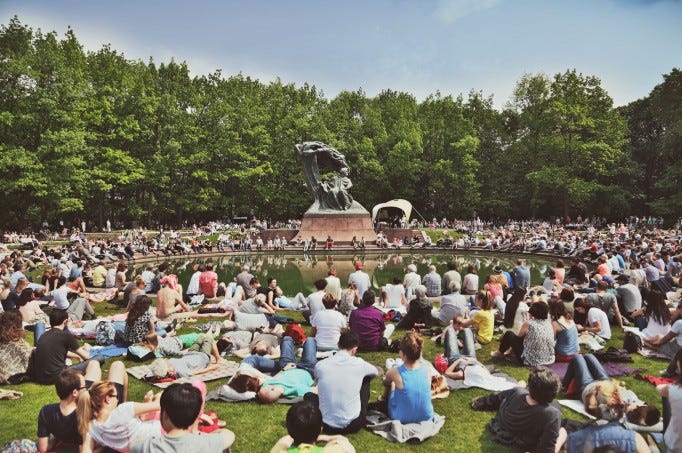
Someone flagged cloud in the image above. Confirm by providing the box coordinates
[434,0,502,23]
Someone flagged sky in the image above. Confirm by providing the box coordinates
[2,0,681,108]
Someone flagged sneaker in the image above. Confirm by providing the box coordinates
[385,358,396,369]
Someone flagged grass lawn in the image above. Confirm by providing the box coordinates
[0,302,670,452]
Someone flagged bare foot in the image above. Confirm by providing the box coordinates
[143,390,154,403]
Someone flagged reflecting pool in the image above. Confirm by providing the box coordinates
[132,252,558,296]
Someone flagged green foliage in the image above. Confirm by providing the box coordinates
[0,17,679,229]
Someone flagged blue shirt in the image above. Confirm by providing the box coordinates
[389,364,434,424]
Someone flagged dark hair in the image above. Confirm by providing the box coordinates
[338,330,359,350]
[392,276,401,285]
[626,405,661,426]
[645,290,671,326]
[559,287,575,302]
[18,288,35,307]
[466,264,477,274]
[503,288,527,328]
[314,279,327,291]
[249,277,259,286]
[399,331,423,362]
[57,276,67,287]
[49,308,69,327]
[0,310,26,342]
[286,400,322,445]
[573,298,593,312]
[116,262,126,272]
[160,383,203,429]
[361,289,375,307]
[597,280,609,291]
[447,262,457,270]
[322,293,337,309]
[217,338,232,354]
[529,301,549,320]
[126,296,152,327]
[475,290,494,310]
[158,262,168,272]
[55,369,83,400]
[205,263,214,271]
[267,277,275,285]
[549,299,572,321]
[527,367,560,404]
[228,373,260,393]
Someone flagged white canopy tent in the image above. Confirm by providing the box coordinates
[371,199,413,223]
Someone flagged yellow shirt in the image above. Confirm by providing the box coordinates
[472,309,494,344]
[92,266,108,287]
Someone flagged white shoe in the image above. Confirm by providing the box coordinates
[385,358,396,369]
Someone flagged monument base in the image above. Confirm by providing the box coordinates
[294,204,377,243]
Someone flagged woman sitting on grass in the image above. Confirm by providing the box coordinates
[0,310,33,384]
[455,290,495,344]
[491,301,555,367]
[123,296,166,345]
[549,299,579,362]
[657,349,682,452]
[77,381,161,453]
[381,332,434,424]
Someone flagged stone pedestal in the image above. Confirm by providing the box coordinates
[294,202,377,243]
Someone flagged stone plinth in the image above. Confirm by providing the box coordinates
[294,209,377,244]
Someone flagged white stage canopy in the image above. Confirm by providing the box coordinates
[371,199,413,223]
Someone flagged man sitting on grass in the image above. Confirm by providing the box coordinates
[270,400,355,453]
[130,383,234,453]
[471,367,567,453]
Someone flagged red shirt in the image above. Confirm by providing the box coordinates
[199,271,218,298]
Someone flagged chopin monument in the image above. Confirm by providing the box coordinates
[294,141,377,243]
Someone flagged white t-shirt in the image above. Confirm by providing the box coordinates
[665,383,682,452]
[311,309,347,349]
[587,307,611,340]
[307,291,326,318]
[187,271,201,295]
[672,319,682,347]
[52,286,70,310]
[642,317,671,340]
[89,402,162,452]
[384,284,405,308]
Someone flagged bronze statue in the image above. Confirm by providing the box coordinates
[296,141,355,211]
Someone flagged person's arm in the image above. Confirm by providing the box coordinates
[444,358,468,380]
[74,346,90,361]
[81,433,95,453]
[216,429,235,451]
[517,321,529,338]
[656,383,669,398]
[317,434,356,453]
[645,330,675,347]
[132,400,161,417]
[634,432,649,453]
[612,301,624,328]
[270,435,294,453]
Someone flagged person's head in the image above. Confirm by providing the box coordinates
[338,330,360,352]
[55,369,86,400]
[285,400,323,446]
[56,276,67,288]
[447,261,457,271]
[146,264,154,272]
[549,299,572,321]
[134,275,146,289]
[503,288,527,328]
[399,331,423,363]
[527,367,560,404]
[354,262,364,271]
[254,294,267,306]
[241,264,250,272]
[428,264,436,273]
[573,298,593,314]
[625,404,660,426]
[328,267,337,277]
[160,383,203,430]
[392,276,402,285]
[149,358,175,378]
[17,287,34,307]
[517,259,526,266]
[597,280,609,292]
[77,381,118,438]
[361,289,375,307]
[529,301,549,320]
[228,373,261,393]
[127,296,153,325]
[467,264,478,274]
[141,332,159,351]
[583,380,625,421]
[205,263,214,271]
[267,276,277,288]
[314,279,327,291]
[249,277,260,287]
[116,262,126,272]
[407,264,417,273]
[448,280,461,294]
[49,308,69,328]
[546,268,556,279]
[347,281,357,291]
[322,293,337,310]
[559,287,575,302]
[257,384,284,403]
[158,262,168,273]
[644,290,671,325]
[475,290,494,310]
[0,310,25,343]
[555,259,564,269]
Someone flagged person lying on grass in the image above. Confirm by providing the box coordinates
[227,336,318,404]
[147,333,225,380]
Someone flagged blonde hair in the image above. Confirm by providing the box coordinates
[77,381,116,440]
[583,380,625,421]
[140,332,159,351]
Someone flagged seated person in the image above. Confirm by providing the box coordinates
[453,290,495,344]
[472,367,566,453]
[656,349,681,453]
[0,310,34,384]
[270,400,356,453]
[431,281,467,327]
[395,285,433,330]
[311,331,378,434]
[228,336,318,404]
[566,381,650,452]
[561,354,660,426]
[130,383,235,453]
[311,294,347,351]
[33,309,105,385]
[381,332,434,424]
[148,333,224,379]
[491,301,555,367]
[156,278,190,320]
[38,362,128,453]
[574,298,612,340]
[381,277,407,310]
[349,289,394,352]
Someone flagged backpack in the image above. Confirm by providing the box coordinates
[284,323,307,346]
[623,331,643,353]
[95,320,116,346]
[594,346,633,363]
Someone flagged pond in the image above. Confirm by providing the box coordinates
[131,252,558,296]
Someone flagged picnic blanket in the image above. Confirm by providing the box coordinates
[365,410,445,443]
[127,360,239,388]
[445,365,517,392]
[90,344,128,358]
[548,362,638,380]
[558,399,663,433]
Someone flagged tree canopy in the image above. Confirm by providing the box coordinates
[0,17,679,230]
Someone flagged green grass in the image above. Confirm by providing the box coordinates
[0,302,669,452]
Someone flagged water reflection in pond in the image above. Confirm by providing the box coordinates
[132,253,557,296]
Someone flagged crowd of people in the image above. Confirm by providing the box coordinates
[0,217,681,452]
